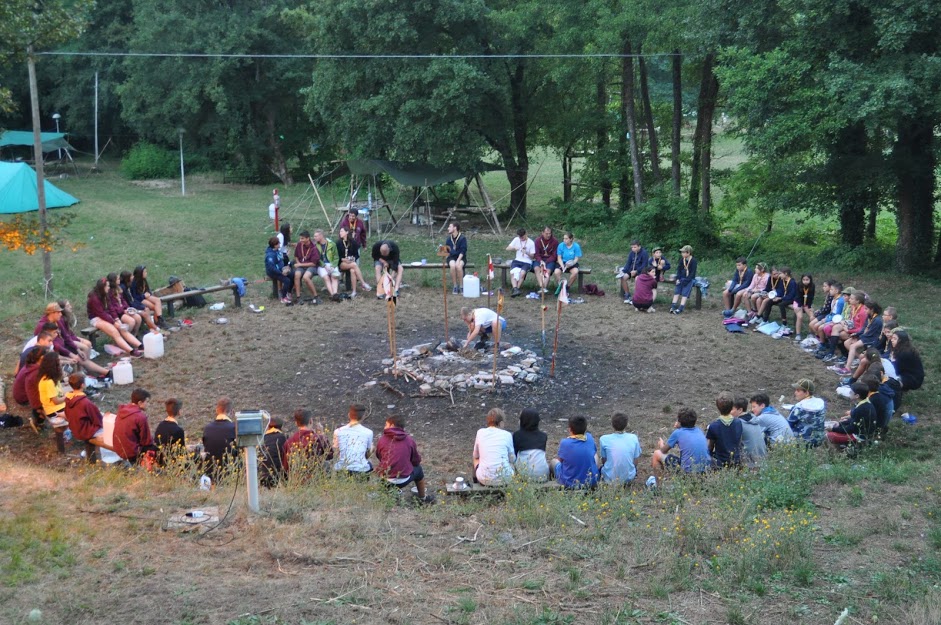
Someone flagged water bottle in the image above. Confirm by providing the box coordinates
[902,412,917,425]
[199,475,212,491]
[63,428,73,443]
[645,475,657,489]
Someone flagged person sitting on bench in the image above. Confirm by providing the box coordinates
[265,236,293,304]
[292,230,321,302]
[35,303,110,379]
[445,221,468,294]
[314,229,342,301]
[337,227,370,296]
[534,226,560,294]
[506,228,535,297]
[87,278,143,356]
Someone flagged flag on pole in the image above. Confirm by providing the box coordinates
[488,255,494,280]
[558,281,569,305]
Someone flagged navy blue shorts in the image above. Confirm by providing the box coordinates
[674,280,694,298]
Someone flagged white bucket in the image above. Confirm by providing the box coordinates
[113,359,134,385]
[463,274,480,298]
[143,331,164,359]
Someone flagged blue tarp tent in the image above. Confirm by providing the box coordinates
[0,162,80,214]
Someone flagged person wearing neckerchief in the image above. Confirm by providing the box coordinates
[551,415,599,489]
[444,221,468,295]
[669,245,698,315]
[792,274,818,343]
[293,230,321,302]
[757,266,798,331]
[706,392,744,469]
[155,397,186,468]
[259,417,287,488]
[337,226,371,297]
[534,227,560,294]
[620,240,649,304]
[825,382,877,447]
[721,256,753,316]
[339,208,368,248]
[202,397,238,485]
[832,299,883,376]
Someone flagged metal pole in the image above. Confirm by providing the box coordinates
[178,130,185,196]
[94,72,99,170]
[245,446,259,512]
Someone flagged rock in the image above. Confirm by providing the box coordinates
[363,381,377,387]
[507,365,522,373]
[499,375,515,385]
[521,358,536,367]
[434,379,449,389]
[477,373,493,381]
[419,383,433,394]
[525,373,537,383]
[381,358,394,366]
[451,374,467,384]
[474,382,489,389]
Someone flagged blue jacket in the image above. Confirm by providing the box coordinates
[265,246,284,275]
[445,233,468,260]
[779,276,798,304]
[676,256,697,285]
[622,248,649,275]
[647,255,671,280]
[857,314,883,346]
[729,267,754,294]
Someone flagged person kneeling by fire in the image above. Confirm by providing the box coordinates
[461,306,507,350]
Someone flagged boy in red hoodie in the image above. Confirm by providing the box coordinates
[64,373,105,463]
[113,388,156,465]
[375,415,434,504]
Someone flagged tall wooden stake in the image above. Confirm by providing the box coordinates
[437,245,450,341]
[540,266,547,351]
[487,255,492,309]
[550,297,563,377]
[491,290,504,389]
[27,46,53,295]
[384,270,397,376]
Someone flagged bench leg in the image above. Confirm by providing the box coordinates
[695,288,702,310]
[576,272,584,294]
[233,286,241,308]
[344,271,352,292]
[271,280,279,299]
[166,301,176,318]
[501,268,509,290]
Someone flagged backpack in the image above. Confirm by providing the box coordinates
[181,287,208,308]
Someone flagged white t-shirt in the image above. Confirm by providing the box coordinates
[509,237,535,265]
[473,427,515,485]
[22,336,39,353]
[473,308,502,329]
[332,422,374,473]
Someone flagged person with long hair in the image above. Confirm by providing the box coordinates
[57,299,93,359]
[277,222,293,266]
[791,274,816,342]
[36,302,110,378]
[337,226,370,296]
[119,272,157,333]
[131,266,166,328]
[36,352,67,448]
[107,273,143,336]
[889,330,925,406]
[87,278,142,356]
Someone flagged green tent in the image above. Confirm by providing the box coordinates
[0,162,80,214]
[0,130,75,153]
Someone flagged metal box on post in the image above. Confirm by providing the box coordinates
[234,410,267,448]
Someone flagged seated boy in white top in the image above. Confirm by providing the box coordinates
[506,228,536,297]
[332,403,374,474]
[473,408,516,486]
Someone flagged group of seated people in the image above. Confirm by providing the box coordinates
[719,263,925,410]
[85,267,167,357]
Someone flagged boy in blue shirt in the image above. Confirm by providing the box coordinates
[653,408,711,473]
[597,412,642,485]
[670,245,697,315]
[551,415,599,489]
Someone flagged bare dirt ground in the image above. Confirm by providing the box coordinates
[0,280,893,625]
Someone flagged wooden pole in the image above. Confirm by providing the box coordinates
[27,47,53,295]
[308,173,333,229]
[384,269,397,376]
[541,266,547,351]
[487,254,492,309]
[491,290,504,389]
[550,297,563,377]
[437,245,450,341]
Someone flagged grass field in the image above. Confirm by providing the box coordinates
[1,155,940,624]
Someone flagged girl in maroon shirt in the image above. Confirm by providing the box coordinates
[86,278,142,356]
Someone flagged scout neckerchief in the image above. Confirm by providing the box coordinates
[781,275,792,294]
[318,241,328,261]
[568,433,587,442]
[540,236,553,258]
[681,255,692,277]
[215,414,232,422]
[297,239,314,263]
[862,310,877,333]
[769,275,781,292]
[449,232,461,254]
[801,284,812,307]
[349,216,358,233]
[737,266,747,285]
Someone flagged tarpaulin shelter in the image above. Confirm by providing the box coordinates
[0,162,80,214]
[343,159,503,235]
[0,130,75,153]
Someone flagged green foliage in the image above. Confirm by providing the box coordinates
[615,189,717,255]
[815,242,899,273]
[120,142,179,180]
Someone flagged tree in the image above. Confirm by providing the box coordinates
[0,0,92,292]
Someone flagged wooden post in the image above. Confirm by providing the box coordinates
[487,255,493,309]
[491,290,504,389]
[550,298,562,377]
[308,173,332,229]
[437,245,450,341]
[384,269,397,376]
[541,266,547,351]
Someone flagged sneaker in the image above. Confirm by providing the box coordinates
[624,298,632,304]
[823,354,840,363]
[830,366,852,375]
[647,307,655,313]
[814,350,830,360]
[362,283,372,291]
[793,334,803,342]
[349,292,357,299]
[671,308,680,315]
[772,329,786,339]
[280,297,292,304]
[511,288,521,297]
[452,286,459,295]
[331,293,342,302]
[377,294,385,300]
[541,288,549,294]
[130,349,143,358]
[839,376,854,386]
[722,309,733,318]
[419,494,436,505]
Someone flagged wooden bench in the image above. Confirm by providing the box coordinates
[80,326,101,349]
[159,283,241,318]
[498,262,592,294]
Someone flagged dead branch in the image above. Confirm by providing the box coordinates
[380,381,405,398]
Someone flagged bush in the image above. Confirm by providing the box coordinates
[615,190,718,256]
[121,143,179,180]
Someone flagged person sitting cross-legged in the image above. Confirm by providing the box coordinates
[652,408,712,474]
[597,412,641,486]
[284,409,333,479]
[113,388,157,466]
[375,414,435,504]
[64,373,105,464]
[332,403,374,476]
[551,415,600,489]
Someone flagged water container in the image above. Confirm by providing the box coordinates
[113,358,134,385]
[143,331,164,359]
[463,274,481,298]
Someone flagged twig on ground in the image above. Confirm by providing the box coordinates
[276,559,296,575]
[512,535,549,551]
[568,514,587,526]
[450,524,483,548]
[380,381,405,398]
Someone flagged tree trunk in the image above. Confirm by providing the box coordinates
[622,40,644,206]
[689,53,717,211]
[27,47,53,294]
[562,146,573,203]
[265,107,292,186]
[638,52,661,184]
[894,117,935,273]
[866,204,877,241]
[699,54,719,213]
[831,123,868,246]
[508,62,529,218]
[671,50,682,196]
[596,79,611,207]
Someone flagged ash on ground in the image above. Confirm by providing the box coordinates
[375,340,542,393]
